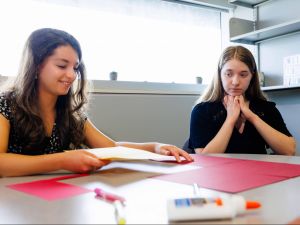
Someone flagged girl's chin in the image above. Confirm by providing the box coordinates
[227,92,244,97]
[58,89,71,96]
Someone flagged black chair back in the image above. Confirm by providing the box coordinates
[182,139,194,153]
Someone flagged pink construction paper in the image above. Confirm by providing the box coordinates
[154,155,300,193]
[189,155,300,177]
[216,159,300,178]
[189,154,239,167]
[155,154,238,166]
[155,166,286,193]
[7,174,91,201]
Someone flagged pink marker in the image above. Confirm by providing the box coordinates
[94,188,126,204]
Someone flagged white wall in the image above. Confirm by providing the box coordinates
[87,89,300,155]
[87,92,199,148]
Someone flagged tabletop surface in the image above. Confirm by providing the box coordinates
[1,153,300,224]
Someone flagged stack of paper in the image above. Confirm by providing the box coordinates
[85,146,185,161]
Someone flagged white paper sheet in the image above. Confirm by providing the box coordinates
[85,146,185,161]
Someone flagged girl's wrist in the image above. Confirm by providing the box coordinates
[247,113,259,124]
[54,152,66,170]
[225,116,237,127]
[153,142,161,153]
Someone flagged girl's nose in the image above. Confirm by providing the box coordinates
[66,68,77,79]
[232,75,240,85]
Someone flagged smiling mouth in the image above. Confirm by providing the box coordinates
[60,81,72,87]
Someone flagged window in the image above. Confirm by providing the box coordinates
[0,0,228,84]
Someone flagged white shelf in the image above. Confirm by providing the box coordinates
[229,0,268,8]
[230,19,300,44]
[261,84,300,92]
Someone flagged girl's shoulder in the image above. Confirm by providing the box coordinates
[251,98,278,118]
[193,101,223,114]
[194,101,222,109]
[0,91,14,120]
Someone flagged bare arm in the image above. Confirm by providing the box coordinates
[0,151,108,177]
[116,141,192,162]
[84,119,193,162]
[196,118,235,154]
[239,96,296,156]
[0,115,106,177]
[247,113,296,155]
[83,119,116,148]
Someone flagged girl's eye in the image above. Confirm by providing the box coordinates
[57,65,66,69]
[241,73,249,77]
[225,72,232,77]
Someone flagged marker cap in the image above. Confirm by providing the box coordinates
[246,201,261,209]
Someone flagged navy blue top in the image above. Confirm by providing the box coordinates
[188,99,292,154]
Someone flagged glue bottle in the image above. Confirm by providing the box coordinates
[167,195,261,222]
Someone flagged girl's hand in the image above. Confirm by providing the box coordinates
[154,143,193,162]
[223,95,240,124]
[237,95,254,121]
[61,150,110,173]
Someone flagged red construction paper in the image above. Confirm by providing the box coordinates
[189,154,240,167]
[155,166,286,193]
[7,174,91,201]
[154,155,300,193]
[216,160,300,178]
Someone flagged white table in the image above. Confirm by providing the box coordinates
[1,154,300,224]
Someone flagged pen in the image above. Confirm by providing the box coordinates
[94,188,126,224]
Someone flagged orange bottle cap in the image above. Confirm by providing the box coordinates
[246,201,261,209]
[215,198,223,206]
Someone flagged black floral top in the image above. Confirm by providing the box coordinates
[0,93,83,155]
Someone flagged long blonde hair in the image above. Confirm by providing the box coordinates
[198,45,266,103]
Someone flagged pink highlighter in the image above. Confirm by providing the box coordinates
[94,187,126,204]
[94,188,127,224]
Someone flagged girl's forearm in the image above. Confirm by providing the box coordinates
[249,115,296,155]
[0,153,63,177]
[116,142,158,152]
[201,119,235,154]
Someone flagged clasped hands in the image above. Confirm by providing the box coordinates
[223,95,254,133]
